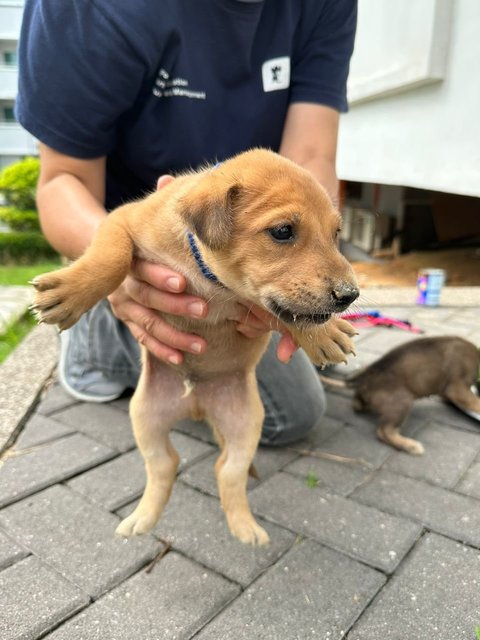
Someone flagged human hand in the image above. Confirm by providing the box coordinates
[107,260,209,365]
[107,174,209,365]
[229,302,299,363]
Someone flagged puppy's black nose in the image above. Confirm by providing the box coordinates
[331,284,359,310]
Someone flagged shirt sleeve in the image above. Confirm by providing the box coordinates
[289,0,357,113]
[16,0,150,158]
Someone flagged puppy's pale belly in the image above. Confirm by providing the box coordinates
[145,352,258,425]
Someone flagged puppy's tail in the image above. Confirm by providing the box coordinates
[318,375,348,389]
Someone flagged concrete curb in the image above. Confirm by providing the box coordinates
[0,324,58,454]
[0,286,33,334]
[357,286,480,307]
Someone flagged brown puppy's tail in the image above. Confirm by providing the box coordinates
[318,375,348,389]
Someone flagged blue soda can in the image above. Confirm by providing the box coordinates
[416,269,446,306]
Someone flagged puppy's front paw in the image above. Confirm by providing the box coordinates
[296,317,357,367]
[31,267,90,330]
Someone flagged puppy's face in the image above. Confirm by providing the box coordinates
[180,149,359,325]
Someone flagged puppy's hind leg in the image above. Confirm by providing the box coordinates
[204,372,269,546]
[444,381,480,416]
[372,391,424,455]
[116,357,184,538]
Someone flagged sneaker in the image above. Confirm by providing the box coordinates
[59,329,127,403]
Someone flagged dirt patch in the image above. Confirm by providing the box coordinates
[352,248,480,287]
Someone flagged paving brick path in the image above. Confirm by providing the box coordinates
[1,302,480,639]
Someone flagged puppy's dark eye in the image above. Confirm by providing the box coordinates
[268,225,294,243]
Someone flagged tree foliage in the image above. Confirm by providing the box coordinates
[0,156,40,210]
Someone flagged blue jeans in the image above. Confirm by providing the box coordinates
[65,300,326,445]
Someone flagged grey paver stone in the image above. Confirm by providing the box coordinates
[353,469,480,547]
[180,443,298,497]
[409,396,480,434]
[68,449,146,511]
[180,453,228,496]
[170,430,215,468]
[456,459,480,499]
[36,383,78,416]
[284,454,370,496]
[301,413,346,446]
[110,395,131,412]
[0,484,160,597]
[355,328,417,353]
[348,533,480,640]
[0,555,89,640]
[0,433,114,508]
[67,434,213,511]
[173,418,217,444]
[118,482,296,586]
[0,528,28,570]
[0,324,58,452]
[383,422,480,488]
[317,423,394,469]
[196,539,385,640]
[50,402,136,451]
[249,473,421,572]
[45,552,239,640]
[14,412,74,449]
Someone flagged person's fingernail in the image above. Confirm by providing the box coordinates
[166,277,181,292]
[190,341,203,353]
[188,302,205,317]
[168,354,181,364]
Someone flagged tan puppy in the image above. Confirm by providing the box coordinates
[32,149,359,546]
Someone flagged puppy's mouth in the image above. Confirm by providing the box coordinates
[268,301,332,326]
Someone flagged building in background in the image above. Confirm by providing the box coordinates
[0,0,36,170]
[1,0,479,254]
[338,0,480,255]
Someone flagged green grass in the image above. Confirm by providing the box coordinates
[0,261,60,363]
[305,471,319,488]
[475,626,480,640]
[0,311,37,364]
[0,260,61,286]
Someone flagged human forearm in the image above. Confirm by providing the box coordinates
[37,172,107,259]
[36,144,107,259]
[296,155,339,206]
[279,103,340,204]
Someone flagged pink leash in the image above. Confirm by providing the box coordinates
[341,311,424,334]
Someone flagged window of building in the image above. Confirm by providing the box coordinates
[2,51,18,66]
[1,107,16,123]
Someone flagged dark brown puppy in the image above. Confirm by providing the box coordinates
[322,336,480,455]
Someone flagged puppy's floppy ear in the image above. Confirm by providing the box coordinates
[179,179,241,250]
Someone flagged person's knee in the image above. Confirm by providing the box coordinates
[260,379,326,447]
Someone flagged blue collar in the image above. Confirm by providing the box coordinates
[186,231,221,284]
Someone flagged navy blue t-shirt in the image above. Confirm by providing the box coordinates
[17,0,357,209]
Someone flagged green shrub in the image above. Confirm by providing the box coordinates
[0,206,40,232]
[0,156,40,210]
[0,231,58,264]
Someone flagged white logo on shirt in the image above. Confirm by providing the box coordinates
[153,68,206,100]
[262,57,290,92]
